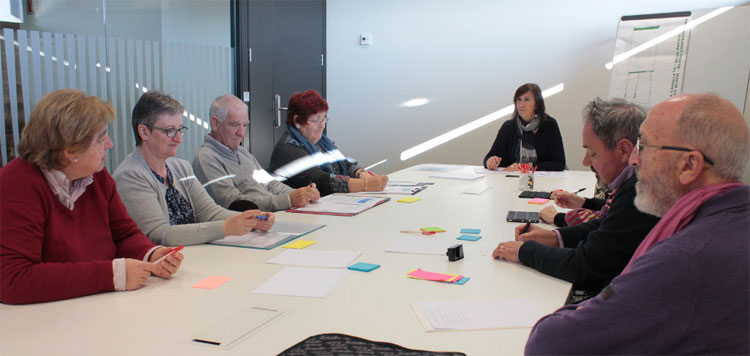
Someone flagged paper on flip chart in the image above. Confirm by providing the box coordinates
[411,299,545,331]
[266,249,362,268]
[252,267,349,298]
[386,238,457,255]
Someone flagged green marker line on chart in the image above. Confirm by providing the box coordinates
[634,25,660,31]
[628,70,655,74]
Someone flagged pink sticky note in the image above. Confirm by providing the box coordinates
[407,268,457,282]
[191,276,232,289]
[528,198,549,205]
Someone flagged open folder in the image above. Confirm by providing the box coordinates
[209,221,325,250]
[287,195,390,216]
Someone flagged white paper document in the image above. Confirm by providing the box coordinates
[210,221,325,250]
[253,267,349,298]
[191,307,283,349]
[414,164,465,172]
[412,299,544,331]
[386,237,458,255]
[429,170,484,181]
[462,184,489,195]
[473,167,516,175]
[534,171,571,178]
[290,195,388,215]
[266,249,362,268]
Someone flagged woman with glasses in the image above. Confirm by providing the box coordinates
[113,91,274,246]
[483,83,566,171]
[1,89,182,304]
[269,89,388,196]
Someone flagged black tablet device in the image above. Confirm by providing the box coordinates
[506,211,540,223]
[518,191,551,199]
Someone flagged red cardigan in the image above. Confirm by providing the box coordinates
[0,158,157,304]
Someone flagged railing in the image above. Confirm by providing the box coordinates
[1,28,234,171]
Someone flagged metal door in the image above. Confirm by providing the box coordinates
[236,0,326,168]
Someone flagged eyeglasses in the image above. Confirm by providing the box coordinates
[636,137,714,165]
[309,116,328,124]
[152,125,188,138]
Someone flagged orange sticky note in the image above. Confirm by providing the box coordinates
[191,276,232,289]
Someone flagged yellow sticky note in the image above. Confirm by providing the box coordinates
[283,240,317,249]
[398,197,421,203]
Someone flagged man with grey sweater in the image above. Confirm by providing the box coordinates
[193,95,319,212]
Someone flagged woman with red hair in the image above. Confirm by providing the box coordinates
[269,89,387,196]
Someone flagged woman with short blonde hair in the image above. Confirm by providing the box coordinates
[1,89,183,305]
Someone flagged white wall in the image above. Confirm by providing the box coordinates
[326,0,749,175]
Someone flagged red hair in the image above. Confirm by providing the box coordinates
[286,89,329,127]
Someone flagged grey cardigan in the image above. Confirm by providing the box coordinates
[193,135,293,212]
[112,148,235,246]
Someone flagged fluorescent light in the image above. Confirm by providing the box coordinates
[364,159,387,170]
[605,7,733,70]
[400,83,565,161]
[400,98,430,107]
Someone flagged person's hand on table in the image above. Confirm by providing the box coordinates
[289,185,317,207]
[252,211,275,231]
[125,259,157,290]
[148,246,183,278]
[515,224,559,247]
[223,210,261,236]
[550,190,585,209]
[486,156,502,170]
[539,206,559,224]
[505,163,520,172]
[309,183,321,203]
[364,175,388,191]
[492,241,523,263]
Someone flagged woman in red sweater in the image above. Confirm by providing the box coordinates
[0,89,183,304]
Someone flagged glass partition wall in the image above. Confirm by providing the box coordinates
[1,0,234,171]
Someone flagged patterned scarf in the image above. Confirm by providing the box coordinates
[514,114,540,165]
[286,125,349,175]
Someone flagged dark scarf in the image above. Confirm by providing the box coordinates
[285,125,349,175]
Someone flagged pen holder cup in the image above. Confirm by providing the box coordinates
[518,173,534,191]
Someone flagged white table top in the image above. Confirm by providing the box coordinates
[0,165,595,356]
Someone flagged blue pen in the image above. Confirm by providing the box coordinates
[254,216,269,221]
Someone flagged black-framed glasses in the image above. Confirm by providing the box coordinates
[152,125,188,138]
[636,137,714,165]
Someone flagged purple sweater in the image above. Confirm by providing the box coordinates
[525,185,749,355]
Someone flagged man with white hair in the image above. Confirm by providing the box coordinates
[525,93,749,354]
[193,95,319,212]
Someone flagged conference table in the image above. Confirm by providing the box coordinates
[0,164,595,356]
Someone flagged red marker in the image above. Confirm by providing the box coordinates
[532,165,538,174]
[153,246,183,264]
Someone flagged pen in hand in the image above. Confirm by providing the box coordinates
[254,215,269,221]
[520,222,531,234]
[153,246,183,264]
[572,188,586,195]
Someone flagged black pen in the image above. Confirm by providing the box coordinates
[520,222,531,234]
[572,188,586,195]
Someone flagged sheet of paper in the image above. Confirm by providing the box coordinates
[291,195,387,215]
[429,171,484,181]
[533,171,571,178]
[252,267,349,298]
[210,221,325,249]
[386,238,457,255]
[282,240,316,249]
[414,164,465,172]
[191,276,232,289]
[266,249,362,268]
[473,167,516,175]
[191,307,283,349]
[412,299,545,331]
[358,183,426,195]
[462,184,489,195]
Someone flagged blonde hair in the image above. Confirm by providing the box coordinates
[18,89,114,170]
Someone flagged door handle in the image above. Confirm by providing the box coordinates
[273,94,288,128]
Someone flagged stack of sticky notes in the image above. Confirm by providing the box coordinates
[398,197,421,203]
[282,240,316,249]
[528,198,549,205]
[420,227,446,235]
[458,228,482,241]
[407,268,470,285]
[348,262,380,272]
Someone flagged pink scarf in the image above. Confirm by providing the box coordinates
[622,182,744,274]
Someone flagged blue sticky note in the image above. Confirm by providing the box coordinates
[460,228,481,234]
[348,262,380,272]
[454,277,470,285]
[457,235,482,241]
[358,198,372,204]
